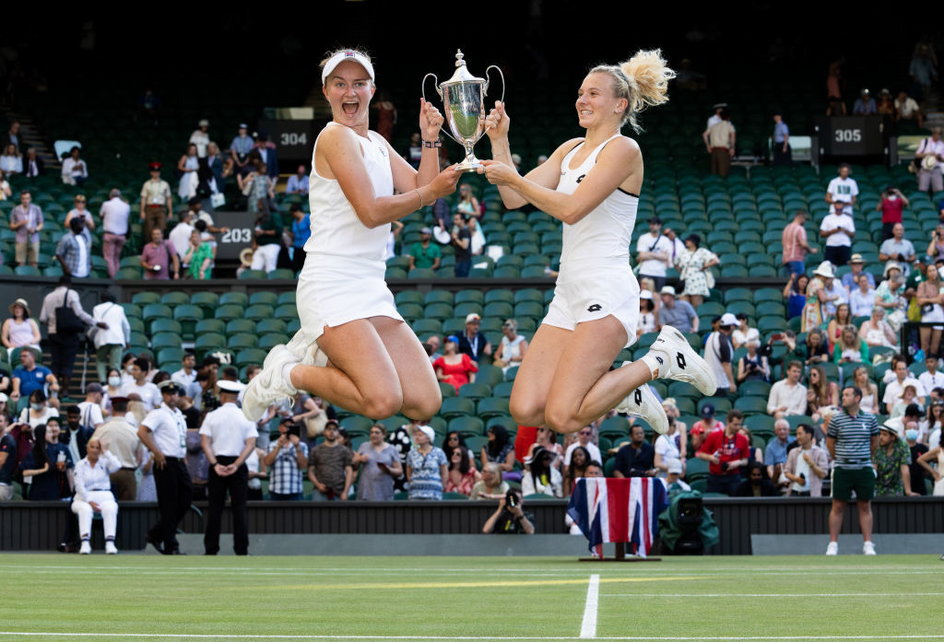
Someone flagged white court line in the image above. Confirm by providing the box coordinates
[605,592,944,598]
[1,633,944,640]
[579,574,600,639]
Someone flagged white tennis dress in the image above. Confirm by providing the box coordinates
[292,123,403,348]
[542,134,641,347]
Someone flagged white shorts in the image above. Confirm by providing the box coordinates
[292,254,403,346]
[541,264,640,348]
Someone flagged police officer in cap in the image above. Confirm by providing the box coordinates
[199,379,258,555]
[138,380,191,554]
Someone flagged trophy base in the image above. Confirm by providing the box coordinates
[454,159,484,173]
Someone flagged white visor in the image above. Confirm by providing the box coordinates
[321,50,375,85]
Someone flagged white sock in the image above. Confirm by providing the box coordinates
[282,361,300,385]
[640,353,662,379]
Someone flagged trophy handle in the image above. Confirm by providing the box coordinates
[421,73,442,102]
[484,65,506,105]
[421,72,462,146]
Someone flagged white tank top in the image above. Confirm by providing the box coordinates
[305,123,393,265]
[556,135,639,269]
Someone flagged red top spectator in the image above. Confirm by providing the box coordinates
[698,423,750,476]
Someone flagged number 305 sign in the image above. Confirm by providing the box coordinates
[814,116,883,156]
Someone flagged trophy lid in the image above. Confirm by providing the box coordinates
[441,50,485,86]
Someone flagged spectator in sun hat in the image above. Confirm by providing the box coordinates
[841,253,875,292]
[2,297,41,351]
[705,313,737,396]
[189,119,210,157]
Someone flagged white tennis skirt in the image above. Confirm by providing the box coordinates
[542,262,640,348]
[295,254,403,344]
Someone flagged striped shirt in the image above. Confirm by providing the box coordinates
[827,410,878,469]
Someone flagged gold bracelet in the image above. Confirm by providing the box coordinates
[414,188,425,208]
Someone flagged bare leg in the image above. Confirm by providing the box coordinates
[931,329,942,357]
[289,319,405,419]
[828,499,846,542]
[857,500,873,542]
[368,316,442,420]
[509,324,572,427]
[920,326,931,354]
[544,317,653,433]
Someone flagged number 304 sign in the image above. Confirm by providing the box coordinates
[259,119,315,162]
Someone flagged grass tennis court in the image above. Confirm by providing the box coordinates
[2,554,942,640]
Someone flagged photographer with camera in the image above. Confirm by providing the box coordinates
[482,488,535,534]
[696,409,750,496]
[262,418,308,501]
[877,187,910,241]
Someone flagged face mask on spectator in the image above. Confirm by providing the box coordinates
[30,403,43,411]
[108,376,122,387]
[905,429,919,441]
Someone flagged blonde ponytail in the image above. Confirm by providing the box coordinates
[590,49,675,133]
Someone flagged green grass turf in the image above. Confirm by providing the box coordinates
[1,554,942,640]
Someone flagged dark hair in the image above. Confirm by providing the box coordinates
[684,234,701,248]
[31,424,48,468]
[65,405,81,416]
[726,409,744,423]
[442,431,466,461]
[796,423,815,438]
[486,424,509,459]
[568,446,592,481]
[121,353,136,366]
[151,370,171,386]
[133,357,150,372]
[58,274,72,286]
[194,219,208,233]
[29,389,46,404]
[843,385,863,400]
[746,461,768,479]
[449,445,471,475]
[111,398,129,413]
[221,365,238,380]
[641,298,655,312]
[786,360,803,371]
[585,461,604,474]
[101,292,117,304]
[528,446,554,483]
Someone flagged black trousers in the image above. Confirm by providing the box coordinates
[823,245,851,267]
[48,332,81,381]
[148,459,192,553]
[204,456,249,555]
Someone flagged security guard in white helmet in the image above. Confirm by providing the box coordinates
[199,379,258,555]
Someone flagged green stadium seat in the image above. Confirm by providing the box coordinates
[474,364,504,388]
[256,318,287,335]
[492,381,515,397]
[195,319,225,336]
[219,292,248,307]
[477,397,510,419]
[484,289,514,304]
[733,396,768,415]
[440,397,475,419]
[455,290,484,305]
[244,304,273,321]
[239,270,267,279]
[458,382,491,400]
[189,291,219,314]
[227,333,257,350]
[160,291,189,306]
[448,416,485,437]
[267,269,295,279]
[214,305,243,321]
[698,397,731,415]
[249,292,279,306]
[274,304,297,320]
[225,319,255,335]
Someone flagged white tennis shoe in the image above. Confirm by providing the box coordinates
[863,541,876,556]
[825,541,838,556]
[241,345,300,422]
[647,326,717,396]
[615,381,669,435]
[79,541,92,555]
[105,541,119,555]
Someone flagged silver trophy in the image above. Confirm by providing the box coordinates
[422,50,504,172]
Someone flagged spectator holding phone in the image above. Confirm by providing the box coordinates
[482,488,535,534]
[353,423,401,501]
